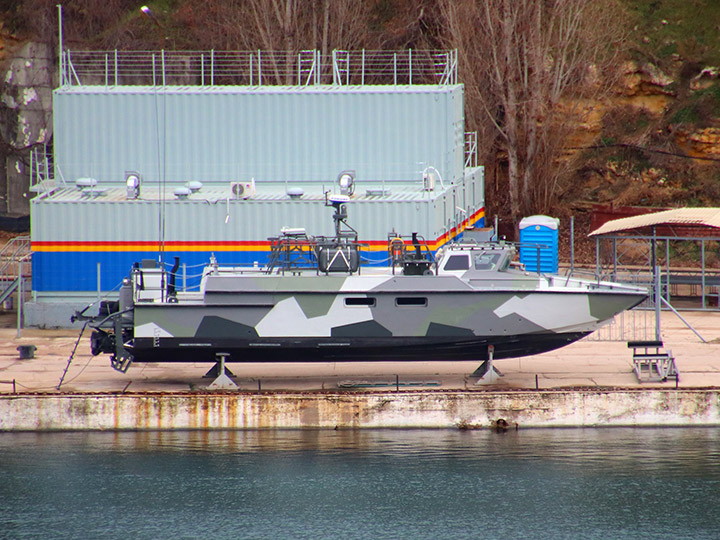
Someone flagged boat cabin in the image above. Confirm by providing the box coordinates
[437,244,514,276]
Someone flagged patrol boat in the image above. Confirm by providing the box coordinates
[83,195,647,374]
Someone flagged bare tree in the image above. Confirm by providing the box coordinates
[439,0,627,229]
[178,0,372,83]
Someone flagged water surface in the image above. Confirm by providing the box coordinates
[1,428,719,539]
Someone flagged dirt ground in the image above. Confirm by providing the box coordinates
[1,310,718,394]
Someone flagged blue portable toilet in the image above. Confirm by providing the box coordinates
[519,215,560,274]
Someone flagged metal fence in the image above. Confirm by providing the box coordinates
[586,307,656,342]
[560,265,656,342]
[61,49,458,87]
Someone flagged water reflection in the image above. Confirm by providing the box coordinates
[1,428,719,540]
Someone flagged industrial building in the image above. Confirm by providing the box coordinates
[27,49,484,326]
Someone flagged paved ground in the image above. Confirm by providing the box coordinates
[0,311,719,394]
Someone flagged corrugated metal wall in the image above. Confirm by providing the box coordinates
[31,170,484,244]
[32,194,456,242]
[53,85,464,185]
[36,81,484,295]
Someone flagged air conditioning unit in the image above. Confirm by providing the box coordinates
[230,179,256,200]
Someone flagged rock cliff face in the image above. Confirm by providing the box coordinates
[0,41,53,218]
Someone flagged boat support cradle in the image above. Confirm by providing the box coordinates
[206,352,238,390]
[470,344,503,385]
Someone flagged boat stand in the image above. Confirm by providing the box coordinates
[206,352,238,390]
[203,362,236,379]
[470,345,503,385]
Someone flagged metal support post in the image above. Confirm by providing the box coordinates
[701,239,706,309]
[16,260,22,338]
[654,265,661,342]
[57,5,64,85]
[659,296,707,342]
[612,237,617,281]
[570,216,575,274]
[408,48,412,84]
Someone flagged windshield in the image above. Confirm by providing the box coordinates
[474,252,505,271]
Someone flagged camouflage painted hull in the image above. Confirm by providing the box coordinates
[125,271,647,362]
[88,239,648,369]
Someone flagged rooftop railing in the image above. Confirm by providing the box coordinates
[61,49,458,87]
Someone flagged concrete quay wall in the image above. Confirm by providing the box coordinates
[1,389,719,431]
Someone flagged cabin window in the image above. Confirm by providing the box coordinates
[396,297,428,307]
[345,297,376,307]
[443,255,470,271]
[474,253,500,271]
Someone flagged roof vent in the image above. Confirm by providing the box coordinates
[174,187,191,199]
[287,187,304,199]
[75,177,98,190]
[186,181,203,193]
[365,188,391,197]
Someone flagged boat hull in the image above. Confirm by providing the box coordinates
[127,331,591,363]
[96,267,647,366]
[120,285,647,363]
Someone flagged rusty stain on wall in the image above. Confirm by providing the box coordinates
[0,390,719,431]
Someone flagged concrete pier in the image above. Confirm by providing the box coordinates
[1,311,720,430]
[1,389,719,431]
